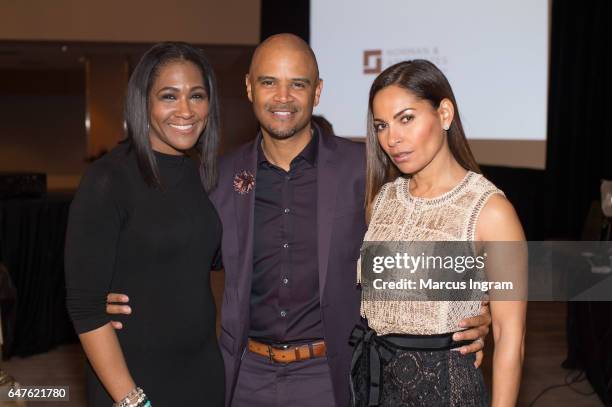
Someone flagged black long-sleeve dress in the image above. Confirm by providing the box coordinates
[65,143,224,406]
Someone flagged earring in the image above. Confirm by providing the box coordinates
[443,124,450,131]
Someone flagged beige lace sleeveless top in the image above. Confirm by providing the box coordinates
[359,171,504,335]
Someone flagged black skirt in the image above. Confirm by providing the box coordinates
[349,326,488,407]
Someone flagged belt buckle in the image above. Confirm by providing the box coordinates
[268,342,292,363]
[267,345,275,362]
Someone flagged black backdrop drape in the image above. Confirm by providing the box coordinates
[548,4,612,405]
[261,0,309,42]
[546,0,612,239]
[0,195,76,358]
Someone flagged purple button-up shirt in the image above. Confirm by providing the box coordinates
[249,132,323,342]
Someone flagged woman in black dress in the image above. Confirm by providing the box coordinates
[65,42,224,406]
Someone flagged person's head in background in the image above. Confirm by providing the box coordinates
[125,41,220,190]
[365,59,480,214]
[312,115,334,136]
[246,34,323,146]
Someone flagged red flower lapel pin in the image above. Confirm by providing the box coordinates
[233,170,255,195]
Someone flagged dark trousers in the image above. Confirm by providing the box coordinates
[232,350,336,407]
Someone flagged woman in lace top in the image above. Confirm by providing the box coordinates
[350,60,526,407]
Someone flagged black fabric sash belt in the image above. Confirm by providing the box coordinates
[348,325,472,406]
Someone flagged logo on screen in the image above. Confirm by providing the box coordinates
[363,50,382,74]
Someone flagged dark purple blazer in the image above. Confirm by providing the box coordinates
[209,126,366,407]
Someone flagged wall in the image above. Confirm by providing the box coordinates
[0,0,261,191]
[0,45,258,191]
[469,140,546,170]
[0,0,260,45]
[0,69,87,190]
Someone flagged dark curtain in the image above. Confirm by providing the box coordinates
[481,166,547,240]
[0,196,76,358]
[546,0,612,239]
[261,0,309,42]
[551,4,612,405]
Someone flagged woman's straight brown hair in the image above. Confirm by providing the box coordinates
[365,59,480,220]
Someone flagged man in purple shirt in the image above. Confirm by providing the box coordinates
[106,34,490,407]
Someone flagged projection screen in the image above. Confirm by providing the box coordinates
[311,0,549,167]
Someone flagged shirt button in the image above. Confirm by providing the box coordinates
[283,243,289,249]
[284,208,291,214]
[282,277,289,285]
[285,175,291,180]
[280,310,287,317]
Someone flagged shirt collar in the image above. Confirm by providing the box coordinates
[257,126,319,168]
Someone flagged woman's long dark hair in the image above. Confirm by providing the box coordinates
[125,41,220,191]
[365,59,480,218]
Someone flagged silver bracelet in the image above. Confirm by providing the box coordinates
[113,387,147,407]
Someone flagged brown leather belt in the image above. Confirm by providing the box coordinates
[247,338,327,363]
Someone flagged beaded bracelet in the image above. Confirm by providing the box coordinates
[113,387,150,407]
